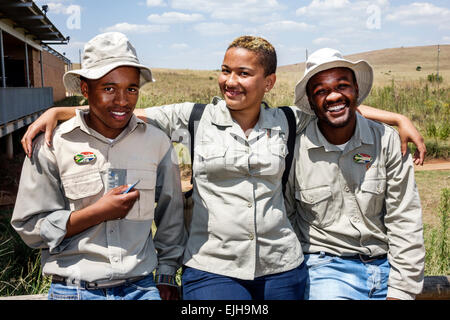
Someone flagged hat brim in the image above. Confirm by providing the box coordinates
[294,60,373,115]
[63,62,155,95]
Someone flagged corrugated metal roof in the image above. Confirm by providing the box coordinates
[0,0,68,44]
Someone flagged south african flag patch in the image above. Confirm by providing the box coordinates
[353,153,372,164]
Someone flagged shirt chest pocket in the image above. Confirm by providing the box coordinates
[61,169,104,212]
[194,144,234,180]
[125,169,157,221]
[295,186,334,228]
[355,178,386,216]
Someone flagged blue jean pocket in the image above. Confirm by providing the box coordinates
[48,283,80,300]
[124,275,161,300]
[304,253,335,270]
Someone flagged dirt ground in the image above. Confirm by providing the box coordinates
[414,159,450,171]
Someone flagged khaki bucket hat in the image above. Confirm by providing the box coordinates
[63,32,154,94]
[294,48,373,115]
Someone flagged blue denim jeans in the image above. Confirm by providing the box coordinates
[47,275,161,300]
[304,252,390,300]
[182,262,307,300]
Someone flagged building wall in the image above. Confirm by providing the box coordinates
[31,48,67,102]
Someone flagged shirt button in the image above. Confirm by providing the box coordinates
[247,203,253,208]
[112,256,119,263]
[248,233,254,240]
[344,186,350,192]
[351,216,360,223]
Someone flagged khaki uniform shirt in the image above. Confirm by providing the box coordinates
[11,110,186,282]
[285,114,425,299]
[145,98,313,279]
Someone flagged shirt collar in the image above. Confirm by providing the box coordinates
[210,98,281,130]
[60,108,146,142]
[304,112,374,152]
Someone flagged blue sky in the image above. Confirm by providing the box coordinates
[34,0,450,70]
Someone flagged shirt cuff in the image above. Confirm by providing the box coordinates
[39,210,72,254]
[387,286,416,300]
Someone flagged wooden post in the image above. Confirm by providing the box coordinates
[416,276,450,300]
[25,42,30,88]
[6,133,13,159]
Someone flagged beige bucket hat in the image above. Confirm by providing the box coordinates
[294,48,373,115]
[63,32,155,94]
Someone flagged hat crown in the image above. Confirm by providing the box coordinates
[82,32,140,69]
[305,48,345,75]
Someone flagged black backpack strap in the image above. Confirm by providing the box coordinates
[279,106,296,195]
[185,103,207,198]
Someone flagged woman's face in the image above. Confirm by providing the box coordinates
[218,47,276,113]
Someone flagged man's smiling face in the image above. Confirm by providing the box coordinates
[81,66,140,139]
[307,67,359,131]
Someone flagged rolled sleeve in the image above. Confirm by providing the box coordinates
[384,131,425,298]
[153,143,187,278]
[11,137,71,253]
[40,209,72,254]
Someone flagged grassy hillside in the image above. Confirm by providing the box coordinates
[277,44,450,86]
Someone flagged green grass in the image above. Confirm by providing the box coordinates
[423,188,450,276]
[0,208,51,296]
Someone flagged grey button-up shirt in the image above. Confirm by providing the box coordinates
[285,113,425,299]
[11,110,187,282]
[145,98,313,279]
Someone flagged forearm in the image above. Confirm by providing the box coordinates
[65,206,104,239]
[53,106,86,121]
[357,104,404,126]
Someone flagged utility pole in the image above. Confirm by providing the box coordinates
[437,44,440,90]
[437,44,440,77]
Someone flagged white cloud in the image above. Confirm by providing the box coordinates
[296,0,350,16]
[148,12,203,24]
[386,2,450,26]
[33,0,76,15]
[171,0,284,21]
[146,0,167,7]
[170,43,189,49]
[102,22,169,34]
[193,22,242,36]
[261,21,314,32]
[313,37,340,45]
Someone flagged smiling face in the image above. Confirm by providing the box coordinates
[218,47,276,115]
[307,67,359,133]
[81,66,140,139]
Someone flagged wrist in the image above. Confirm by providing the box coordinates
[395,114,408,128]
